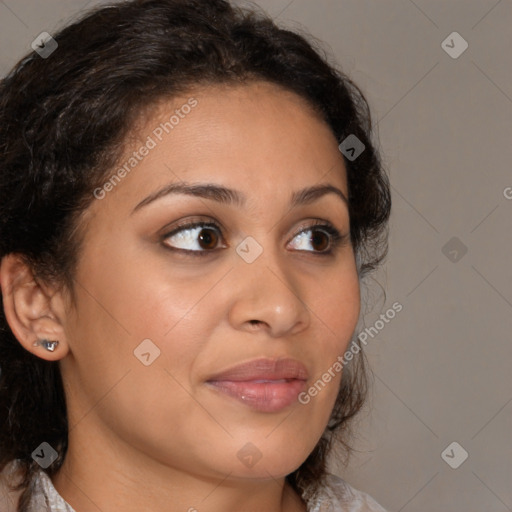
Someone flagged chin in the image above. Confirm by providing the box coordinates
[227,441,311,480]
[226,458,306,481]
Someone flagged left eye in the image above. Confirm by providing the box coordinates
[288,227,334,253]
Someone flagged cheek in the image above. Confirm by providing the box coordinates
[310,261,361,354]
[64,258,224,468]
[64,246,221,410]
[72,240,224,340]
[301,263,360,408]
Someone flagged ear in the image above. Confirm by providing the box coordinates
[0,253,69,361]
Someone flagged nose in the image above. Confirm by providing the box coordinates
[227,246,311,338]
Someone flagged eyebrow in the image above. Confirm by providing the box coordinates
[131,181,348,214]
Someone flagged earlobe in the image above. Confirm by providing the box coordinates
[0,253,68,361]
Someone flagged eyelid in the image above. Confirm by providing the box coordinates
[162,219,224,240]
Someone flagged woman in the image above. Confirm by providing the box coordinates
[0,1,391,511]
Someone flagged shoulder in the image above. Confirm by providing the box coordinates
[307,473,388,512]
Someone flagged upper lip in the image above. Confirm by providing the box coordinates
[206,357,309,382]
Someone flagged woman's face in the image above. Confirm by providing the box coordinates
[59,81,360,482]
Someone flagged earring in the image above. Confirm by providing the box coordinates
[33,339,59,352]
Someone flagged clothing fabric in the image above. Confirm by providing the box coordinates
[307,474,388,512]
[1,461,388,512]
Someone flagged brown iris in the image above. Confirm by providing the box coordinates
[197,227,219,250]
[310,229,329,252]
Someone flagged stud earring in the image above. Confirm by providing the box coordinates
[33,339,59,352]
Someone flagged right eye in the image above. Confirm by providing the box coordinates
[162,222,227,255]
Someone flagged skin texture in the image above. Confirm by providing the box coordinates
[0,81,360,512]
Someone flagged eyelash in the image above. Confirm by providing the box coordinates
[161,219,349,258]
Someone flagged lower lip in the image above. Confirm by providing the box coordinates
[206,379,307,413]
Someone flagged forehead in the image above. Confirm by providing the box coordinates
[89,81,348,217]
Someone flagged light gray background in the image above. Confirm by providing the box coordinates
[1,1,511,511]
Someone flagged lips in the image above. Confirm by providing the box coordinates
[206,358,308,413]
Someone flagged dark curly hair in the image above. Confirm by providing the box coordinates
[0,0,391,510]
